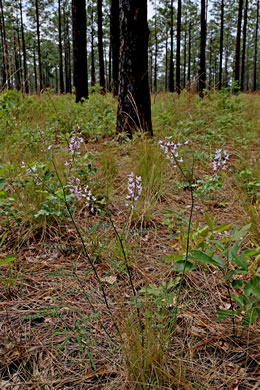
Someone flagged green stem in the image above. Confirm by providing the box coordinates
[51,159,122,342]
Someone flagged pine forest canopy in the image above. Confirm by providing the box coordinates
[0,0,259,97]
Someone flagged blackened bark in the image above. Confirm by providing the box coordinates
[154,2,158,92]
[33,47,37,92]
[111,0,119,96]
[35,0,42,89]
[72,0,88,102]
[14,36,21,90]
[64,7,71,93]
[199,0,207,98]
[116,0,152,137]
[0,1,5,88]
[19,0,28,93]
[176,0,181,94]
[0,0,8,88]
[165,30,168,91]
[240,0,248,91]
[169,0,174,92]
[97,0,105,89]
[90,9,96,87]
[188,21,191,87]
[253,0,259,90]
[183,23,187,89]
[234,0,244,86]
[58,0,64,93]
[219,0,224,89]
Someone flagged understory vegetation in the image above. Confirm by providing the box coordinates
[0,89,259,389]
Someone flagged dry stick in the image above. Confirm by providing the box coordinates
[51,159,122,343]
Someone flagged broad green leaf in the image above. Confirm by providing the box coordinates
[224,271,235,280]
[165,255,183,261]
[231,224,251,240]
[172,260,197,272]
[231,294,247,306]
[190,250,221,267]
[205,214,214,230]
[214,223,232,233]
[232,252,248,271]
[0,254,16,267]
[232,280,243,288]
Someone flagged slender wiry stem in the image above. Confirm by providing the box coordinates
[51,158,122,341]
[167,156,195,340]
[108,214,144,345]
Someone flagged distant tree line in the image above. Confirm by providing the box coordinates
[0,0,259,95]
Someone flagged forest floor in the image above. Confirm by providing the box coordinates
[0,89,259,389]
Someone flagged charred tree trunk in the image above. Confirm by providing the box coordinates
[72,0,88,102]
[64,6,72,93]
[90,9,96,87]
[165,30,168,91]
[241,0,248,91]
[234,0,244,87]
[188,21,191,88]
[154,1,158,92]
[183,23,187,89]
[176,0,181,94]
[199,0,207,98]
[19,0,28,93]
[111,0,119,96]
[0,0,9,88]
[219,0,224,89]
[116,0,152,137]
[253,0,259,90]
[35,0,42,89]
[97,0,105,89]
[169,0,174,92]
[58,0,64,93]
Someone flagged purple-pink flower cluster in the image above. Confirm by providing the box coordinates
[159,136,187,166]
[213,149,230,171]
[68,176,96,212]
[65,133,84,167]
[126,172,142,208]
[21,162,41,185]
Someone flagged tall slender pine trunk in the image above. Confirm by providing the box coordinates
[234,0,244,87]
[176,0,181,94]
[219,0,224,89]
[253,0,259,91]
[97,0,105,90]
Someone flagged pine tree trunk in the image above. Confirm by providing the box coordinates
[0,4,5,88]
[176,0,181,94]
[165,30,168,91]
[58,0,64,93]
[183,23,187,89]
[0,0,9,88]
[72,0,88,102]
[33,48,37,92]
[64,6,71,93]
[169,0,174,92]
[90,9,96,87]
[116,0,152,137]
[19,0,28,93]
[111,0,119,96]
[154,1,158,92]
[240,0,248,91]
[97,0,105,89]
[234,0,244,87]
[219,0,224,89]
[35,0,42,89]
[199,0,206,98]
[253,0,259,91]
[188,21,191,88]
